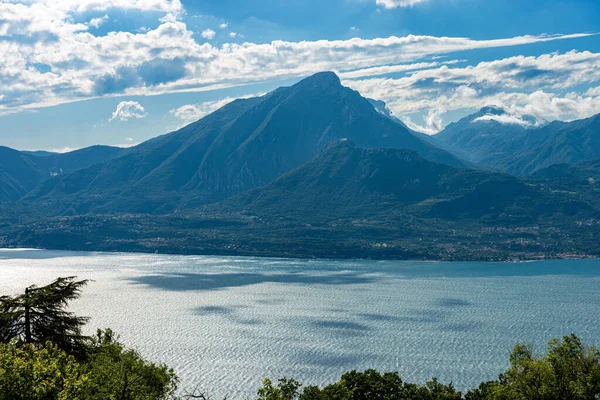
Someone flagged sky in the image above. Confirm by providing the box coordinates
[1,0,600,151]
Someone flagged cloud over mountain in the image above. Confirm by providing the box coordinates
[110,101,147,122]
[344,51,600,124]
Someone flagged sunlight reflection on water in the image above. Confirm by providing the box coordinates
[1,249,599,398]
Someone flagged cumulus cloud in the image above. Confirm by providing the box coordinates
[0,0,598,120]
[376,0,429,8]
[586,86,600,97]
[219,23,228,29]
[229,32,238,38]
[109,101,147,122]
[201,29,216,40]
[344,51,600,123]
[0,0,594,117]
[88,14,108,28]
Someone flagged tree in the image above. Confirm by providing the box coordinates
[466,334,600,400]
[81,329,178,400]
[257,370,462,400]
[0,331,178,400]
[0,341,87,400]
[0,276,90,356]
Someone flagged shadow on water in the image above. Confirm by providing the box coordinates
[294,349,367,367]
[311,320,371,334]
[435,298,473,308]
[193,305,262,326]
[128,271,378,292]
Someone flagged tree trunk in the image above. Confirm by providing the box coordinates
[24,287,32,343]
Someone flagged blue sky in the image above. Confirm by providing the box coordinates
[1,0,599,151]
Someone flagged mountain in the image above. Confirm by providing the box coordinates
[0,146,46,202]
[23,71,467,215]
[433,107,600,176]
[0,145,126,203]
[5,140,597,260]
[224,139,592,223]
[532,158,600,182]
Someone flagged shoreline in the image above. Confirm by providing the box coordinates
[1,246,597,263]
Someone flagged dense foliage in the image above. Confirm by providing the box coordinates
[0,330,177,400]
[257,334,600,400]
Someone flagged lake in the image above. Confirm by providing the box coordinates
[1,249,599,398]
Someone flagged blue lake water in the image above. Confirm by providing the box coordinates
[1,249,599,398]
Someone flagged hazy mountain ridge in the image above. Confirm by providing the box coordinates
[0,145,126,202]
[433,108,600,176]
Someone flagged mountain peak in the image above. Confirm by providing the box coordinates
[469,106,542,128]
[478,105,506,116]
[295,71,341,89]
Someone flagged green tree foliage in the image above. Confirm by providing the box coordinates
[0,342,86,400]
[0,330,178,400]
[82,329,178,399]
[256,370,461,400]
[258,335,600,400]
[0,278,177,400]
[0,277,89,356]
[471,333,600,400]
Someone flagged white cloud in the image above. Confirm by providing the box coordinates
[109,101,147,122]
[376,0,429,8]
[0,0,597,117]
[40,0,183,14]
[586,86,600,97]
[338,60,460,79]
[402,109,444,134]
[219,23,228,29]
[88,14,108,29]
[229,32,238,38]
[343,51,600,123]
[473,113,537,127]
[114,140,140,148]
[170,94,259,124]
[49,146,77,153]
[201,28,216,40]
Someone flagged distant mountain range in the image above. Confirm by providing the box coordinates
[0,145,125,202]
[1,71,599,260]
[432,107,600,176]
